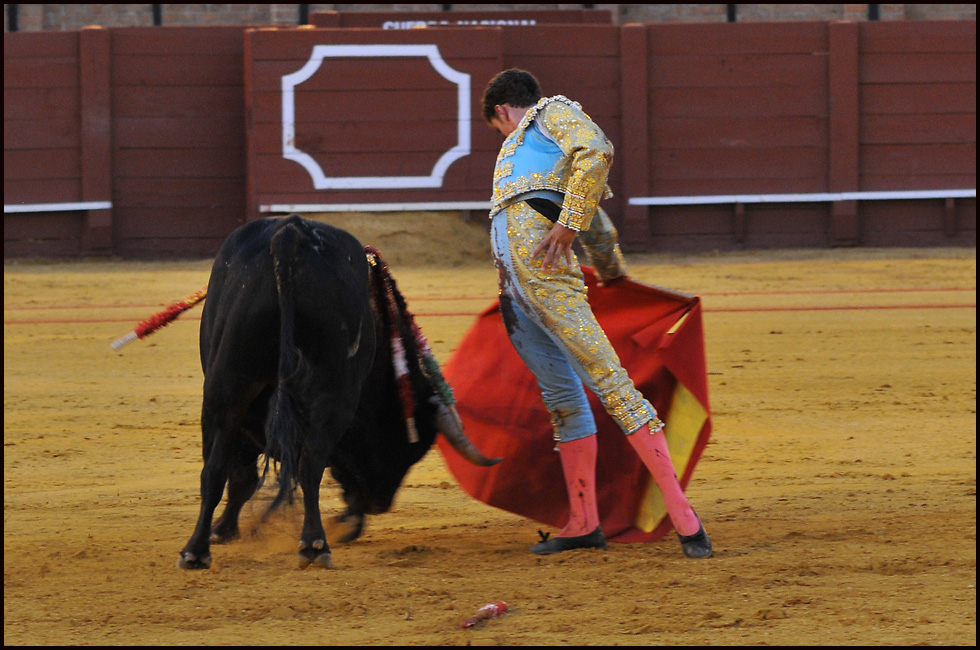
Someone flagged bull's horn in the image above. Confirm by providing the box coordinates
[435,403,501,467]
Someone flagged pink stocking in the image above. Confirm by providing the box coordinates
[627,423,701,536]
[557,435,601,537]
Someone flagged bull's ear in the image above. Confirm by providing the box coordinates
[432,401,502,467]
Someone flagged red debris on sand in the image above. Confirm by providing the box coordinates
[461,601,508,628]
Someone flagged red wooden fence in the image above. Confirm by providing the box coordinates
[4,18,975,258]
[4,28,112,256]
[109,26,249,257]
[245,27,503,214]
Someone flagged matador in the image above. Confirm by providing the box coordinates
[482,69,712,558]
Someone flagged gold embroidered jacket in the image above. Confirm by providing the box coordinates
[490,95,614,232]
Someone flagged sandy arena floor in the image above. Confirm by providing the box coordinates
[3,215,976,646]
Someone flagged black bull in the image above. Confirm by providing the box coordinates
[178,215,499,570]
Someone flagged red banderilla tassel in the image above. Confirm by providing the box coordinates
[111,285,208,350]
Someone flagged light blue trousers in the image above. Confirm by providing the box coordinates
[490,206,658,443]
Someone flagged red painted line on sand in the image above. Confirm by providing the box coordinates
[3,302,976,326]
[705,303,976,313]
[3,286,974,312]
[700,286,975,297]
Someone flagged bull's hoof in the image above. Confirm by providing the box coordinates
[298,538,332,569]
[177,551,212,570]
[328,512,364,544]
[210,517,241,544]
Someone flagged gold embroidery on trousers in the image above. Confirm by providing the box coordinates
[502,202,658,434]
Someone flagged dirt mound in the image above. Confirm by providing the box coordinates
[307,211,493,268]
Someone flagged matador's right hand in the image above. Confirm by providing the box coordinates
[533,222,577,271]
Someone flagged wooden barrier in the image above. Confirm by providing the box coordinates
[621,20,976,250]
[4,19,975,258]
[244,27,504,218]
[108,26,249,257]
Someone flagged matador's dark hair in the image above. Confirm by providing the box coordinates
[481,69,543,123]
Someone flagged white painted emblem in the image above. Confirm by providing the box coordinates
[282,44,471,189]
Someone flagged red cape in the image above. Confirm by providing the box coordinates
[437,267,712,542]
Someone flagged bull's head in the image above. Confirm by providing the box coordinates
[326,249,499,542]
[325,376,499,544]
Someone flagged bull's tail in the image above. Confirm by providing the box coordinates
[266,217,308,511]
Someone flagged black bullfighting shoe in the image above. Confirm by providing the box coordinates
[678,521,713,559]
[530,526,608,555]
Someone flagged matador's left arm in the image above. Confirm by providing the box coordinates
[538,101,615,233]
